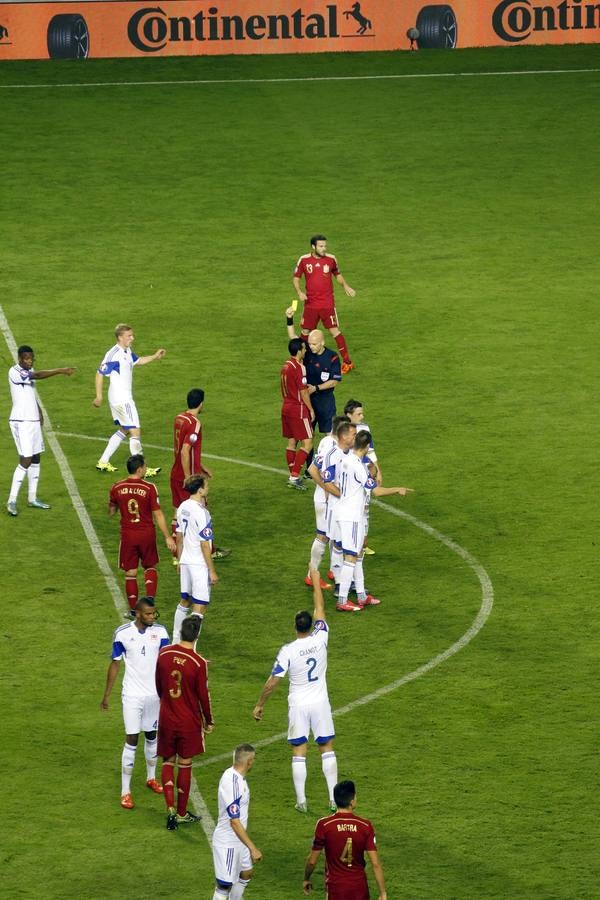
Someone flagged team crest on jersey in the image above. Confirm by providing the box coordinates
[323,264,330,273]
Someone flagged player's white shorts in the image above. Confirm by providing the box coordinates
[109,398,140,429]
[333,518,366,557]
[10,421,44,457]
[122,693,159,734]
[288,698,335,745]
[314,497,328,536]
[212,839,252,885]
[180,564,210,605]
[326,504,338,541]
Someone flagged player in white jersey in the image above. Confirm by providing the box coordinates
[6,344,75,517]
[172,474,218,644]
[305,418,355,598]
[253,571,338,813]
[334,430,413,609]
[93,323,165,475]
[212,744,262,900]
[100,597,170,809]
[344,398,382,556]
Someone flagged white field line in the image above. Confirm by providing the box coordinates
[0,67,598,90]
[55,429,495,772]
[0,309,215,841]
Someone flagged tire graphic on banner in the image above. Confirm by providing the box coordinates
[47,13,90,59]
[416,4,457,48]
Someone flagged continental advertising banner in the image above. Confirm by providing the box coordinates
[0,0,599,60]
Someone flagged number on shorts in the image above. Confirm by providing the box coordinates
[169,669,182,699]
[340,838,353,867]
[127,498,140,523]
[306,657,318,682]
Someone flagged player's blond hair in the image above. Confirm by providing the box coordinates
[114,323,133,337]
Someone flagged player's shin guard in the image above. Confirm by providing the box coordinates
[129,437,143,456]
[292,449,308,479]
[230,879,251,899]
[100,430,126,463]
[173,604,189,644]
[292,756,307,804]
[125,576,139,610]
[144,736,158,781]
[176,763,192,816]
[309,537,327,574]
[121,743,137,795]
[334,332,351,365]
[26,462,40,501]
[286,449,296,473]
[161,762,175,808]
[144,567,158,598]
[321,751,338,803]
[8,464,27,503]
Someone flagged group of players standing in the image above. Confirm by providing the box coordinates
[5,235,409,898]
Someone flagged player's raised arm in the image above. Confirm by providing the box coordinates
[372,485,414,498]
[136,348,166,366]
[310,568,326,621]
[30,366,76,380]
[285,306,299,340]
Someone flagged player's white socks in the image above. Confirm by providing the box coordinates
[309,537,327,574]
[121,742,137,794]
[8,464,27,503]
[129,436,143,456]
[212,889,229,900]
[173,604,189,644]
[230,878,250,899]
[26,462,40,501]
[338,561,355,602]
[330,542,343,583]
[354,556,366,599]
[321,751,338,802]
[292,756,307,804]
[100,430,125,463]
[144,736,158,781]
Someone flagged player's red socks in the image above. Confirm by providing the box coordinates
[286,449,296,473]
[144,567,157,598]
[161,762,175,808]
[334,332,351,365]
[176,763,192,816]
[125,576,138,610]
[292,449,309,478]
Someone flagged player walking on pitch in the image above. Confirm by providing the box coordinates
[212,744,263,900]
[93,323,164,475]
[7,344,75,516]
[293,235,356,373]
[302,780,387,899]
[155,615,214,830]
[100,597,169,809]
[253,570,338,813]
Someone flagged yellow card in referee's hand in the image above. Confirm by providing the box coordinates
[291,299,298,312]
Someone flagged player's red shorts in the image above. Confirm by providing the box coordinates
[282,413,313,441]
[170,474,190,510]
[301,304,339,331]
[119,529,159,571]
[158,726,205,759]
[326,881,369,900]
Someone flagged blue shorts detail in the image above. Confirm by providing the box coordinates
[288,736,308,746]
[316,734,335,745]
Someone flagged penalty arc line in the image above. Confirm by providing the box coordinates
[0,67,599,90]
[54,430,495,771]
[0,308,216,842]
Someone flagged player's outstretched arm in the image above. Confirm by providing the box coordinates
[253,676,280,721]
[31,366,76,380]
[285,306,299,339]
[310,568,326,621]
[303,849,321,895]
[366,849,387,900]
[137,348,166,366]
[372,485,414,498]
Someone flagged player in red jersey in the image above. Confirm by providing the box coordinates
[293,235,356,374]
[281,338,314,490]
[303,780,387,900]
[155,615,214,830]
[109,454,176,612]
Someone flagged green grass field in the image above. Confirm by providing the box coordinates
[2,43,600,898]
